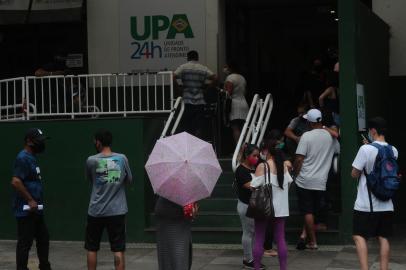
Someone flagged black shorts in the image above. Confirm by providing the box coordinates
[178,104,205,136]
[296,186,325,215]
[229,119,245,130]
[353,210,393,239]
[85,215,126,252]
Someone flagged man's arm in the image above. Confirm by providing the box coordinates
[318,87,333,108]
[323,125,339,139]
[85,158,93,183]
[293,154,305,177]
[351,146,366,180]
[284,127,300,143]
[34,68,65,77]
[123,156,133,185]
[208,74,218,87]
[351,167,362,179]
[11,177,37,210]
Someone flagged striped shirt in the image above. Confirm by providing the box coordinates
[174,61,214,105]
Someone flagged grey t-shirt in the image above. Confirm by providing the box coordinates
[86,152,133,217]
[295,129,340,190]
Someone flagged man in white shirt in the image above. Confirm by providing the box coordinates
[293,109,340,250]
[351,117,397,270]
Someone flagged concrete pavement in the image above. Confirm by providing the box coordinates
[1,238,406,270]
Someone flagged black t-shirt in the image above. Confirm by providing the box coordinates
[235,165,254,204]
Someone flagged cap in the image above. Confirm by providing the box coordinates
[303,109,322,123]
[25,128,49,141]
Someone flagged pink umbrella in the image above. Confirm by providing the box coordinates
[145,132,222,206]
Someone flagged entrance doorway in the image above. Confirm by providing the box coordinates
[225,0,338,130]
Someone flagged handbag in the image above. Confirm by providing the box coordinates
[246,162,274,219]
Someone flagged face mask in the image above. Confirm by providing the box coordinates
[260,152,267,161]
[247,156,259,166]
[368,131,374,142]
[276,142,285,149]
[223,67,231,75]
[32,140,45,154]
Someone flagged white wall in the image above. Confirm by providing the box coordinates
[205,0,220,74]
[87,0,120,73]
[373,0,406,76]
[87,0,221,74]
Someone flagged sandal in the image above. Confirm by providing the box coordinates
[306,243,318,250]
[263,249,278,257]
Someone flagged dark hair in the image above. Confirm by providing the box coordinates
[241,143,259,162]
[297,102,309,112]
[263,129,285,189]
[226,59,240,73]
[94,129,113,147]
[187,50,199,61]
[368,117,387,136]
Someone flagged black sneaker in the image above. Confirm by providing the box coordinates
[296,237,306,250]
[243,260,265,270]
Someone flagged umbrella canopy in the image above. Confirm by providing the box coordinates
[145,132,222,206]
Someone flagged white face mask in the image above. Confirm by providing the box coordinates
[260,152,267,161]
[223,67,231,75]
[368,131,374,142]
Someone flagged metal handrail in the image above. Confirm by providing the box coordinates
[231,93,273,172]
[160,97,185,139]
[256,94,273,146]
[232,94,259,172]
[251,93,273,145]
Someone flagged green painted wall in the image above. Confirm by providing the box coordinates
[338,0,360,243]
[338,1,392,242]
[0,117,163,241]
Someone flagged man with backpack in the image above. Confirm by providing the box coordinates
[351,117,400,270]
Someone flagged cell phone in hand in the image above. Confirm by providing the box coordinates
[360,133,370,143]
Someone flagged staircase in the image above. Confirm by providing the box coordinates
[149,93,341,244]
[186,158,341,244]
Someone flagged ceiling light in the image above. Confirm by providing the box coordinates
[330,10,336,14]
[335,18,339,21]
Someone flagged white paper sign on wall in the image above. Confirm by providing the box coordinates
[356,83,366,131]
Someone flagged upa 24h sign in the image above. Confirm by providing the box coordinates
[119,0,206,73]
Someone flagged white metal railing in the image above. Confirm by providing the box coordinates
[0,77,26,121]
[0,103,37,121]
[232,93,274,172]
[160,97,185,139]
[0,71,174,121]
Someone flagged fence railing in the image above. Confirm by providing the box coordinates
[160,97,185,139]
[232,93,274,172]
[0,77,26,120]
[0,71,174,121]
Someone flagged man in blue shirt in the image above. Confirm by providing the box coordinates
[11,128,51,270]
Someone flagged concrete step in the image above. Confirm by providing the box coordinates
[198,198,237,212]
[211,183,235,198]
[145,225,341,245]
[218,158,232,172]
[148,211,340,231]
